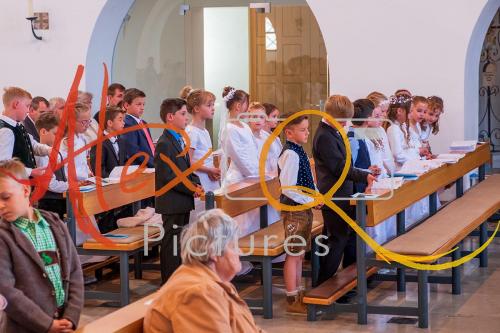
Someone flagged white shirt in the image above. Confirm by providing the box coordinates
[221,122,259,185]
[387,121,420,167]
[420,123,432,142]
[278,149,315,205]
[0,114,51,175]
[104,130,120,158]
[60,134,91,181]
[35,153,68,193]
[365,127,396,176]
[186,125,219,192]
[253,129,282,177]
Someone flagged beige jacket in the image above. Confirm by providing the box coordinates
[143,263,264,333]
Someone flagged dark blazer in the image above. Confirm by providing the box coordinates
[313,121,369,201]
[23,115,39,142]
[90,135,128,178]
[155,129,201,215]
[0,210,83,333]
[122,114,154,168]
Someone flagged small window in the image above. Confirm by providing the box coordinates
[265,17,277,51]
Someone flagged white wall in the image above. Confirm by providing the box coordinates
[0,0,106,101]
[306,0,499,153]
[0,0,497,154]
[204,7,249,148]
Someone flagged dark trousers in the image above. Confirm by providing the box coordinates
[38,198,66,221]
[318,203,357,284]
[160,213,190,284]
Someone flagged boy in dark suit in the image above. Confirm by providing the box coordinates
[90,106,128,178]
[122,88,154,168]
[155,98,202,284]
[90,106,130,233]
[312,95,375,284]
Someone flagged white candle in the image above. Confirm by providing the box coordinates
[27,0,33,17]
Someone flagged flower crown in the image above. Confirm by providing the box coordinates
[389,95,412,105]
[223,88,236,102]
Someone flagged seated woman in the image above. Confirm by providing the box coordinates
[143,209,264,333]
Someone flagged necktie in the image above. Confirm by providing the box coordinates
[111,137,119,158]
[141,120,155,155]
[16,123,37,168]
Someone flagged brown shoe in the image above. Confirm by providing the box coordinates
[286,295,307,315]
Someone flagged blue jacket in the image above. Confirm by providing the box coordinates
[122,114,154,167]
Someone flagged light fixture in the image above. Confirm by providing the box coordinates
[26,16,42,40]
[179,4,190,16]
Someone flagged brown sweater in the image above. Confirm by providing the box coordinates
[0,209,83,333]
[144,262,265,333]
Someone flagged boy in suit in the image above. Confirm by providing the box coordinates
[122,88,154,168]
[24,96,49,142]
[90,106,128,178]
[312,95,375,285]
[0,159,83,333]
[90,106,130,233]
[155,98,202,284]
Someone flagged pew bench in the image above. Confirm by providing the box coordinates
[303,265,378,321]
[75,293,157,333]
[371,174,500,328]
[80,226,162,306]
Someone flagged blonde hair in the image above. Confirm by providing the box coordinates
[248,101,266,113]
[0,159,28,182]
[324,95,354,118]
[179,85,194,100]
[367,91,388,108]
[183,87,216,114]
[2,87,32,107]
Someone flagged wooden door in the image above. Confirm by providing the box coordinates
[249,5,328,155]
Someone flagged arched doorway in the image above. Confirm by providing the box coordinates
[103,0,328,153]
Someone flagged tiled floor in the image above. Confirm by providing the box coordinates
[80,230,500,332]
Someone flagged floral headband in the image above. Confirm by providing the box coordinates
[223,88,236,102]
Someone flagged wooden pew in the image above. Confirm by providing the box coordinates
[304,143,492,328]
[372,174,500,328]
[65,172,158,306]
[75,293,158,333]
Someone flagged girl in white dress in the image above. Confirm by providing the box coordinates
[421,96,444,151]
[386,95,430,228]
[409,96,432,159]
[367,92,395,176]
[263,103,283,176]
[182,87,221,223]
[248,102,280,225]
[386,95,423,168]
[220,87,261,237]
